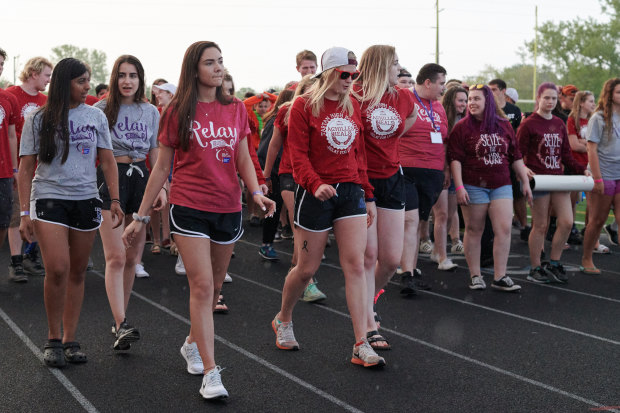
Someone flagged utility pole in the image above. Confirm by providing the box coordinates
[436,0,440,64]
[533,6,538,100]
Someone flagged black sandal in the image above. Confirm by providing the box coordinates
[63,342,88,363]
[43,339,66,368]
[366,330,391,351]
[214,295,229,314]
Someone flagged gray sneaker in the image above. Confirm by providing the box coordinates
[527,266,551,283]
[542,262,568,283]
[8,262,28,283]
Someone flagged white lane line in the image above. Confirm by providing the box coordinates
[0,306,99,413]
[231,272,617,412]
[238,239,620,304]
[89,271,364,413]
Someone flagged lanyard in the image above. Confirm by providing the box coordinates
[413,88,440,132]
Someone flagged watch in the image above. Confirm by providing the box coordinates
[132,213,151,224]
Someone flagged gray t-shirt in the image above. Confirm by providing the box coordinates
[20,104,113,200]
[587,112,620,180]
[94,100,159,159]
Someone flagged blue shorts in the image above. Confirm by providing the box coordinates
[464,184,512,204]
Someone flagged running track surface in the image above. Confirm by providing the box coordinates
[1,217,619,412]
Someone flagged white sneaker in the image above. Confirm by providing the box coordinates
[224,273,232,283]
[469,275,486,290]
[451,239,464,254]
[419,239,433,254]
[180,337,204,375]
[200,366,228,399]
[351,338,385,368]
[135,263,149,278]
[438,258,457,271]
[175,255,186,275]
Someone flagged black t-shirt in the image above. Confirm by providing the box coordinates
[502,101,522,132]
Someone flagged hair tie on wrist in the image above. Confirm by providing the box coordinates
[111,199,121,204]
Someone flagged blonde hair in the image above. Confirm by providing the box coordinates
[355,45,396,109]
[305,51,356,117]
[283,74,317,125]
[19,57,53,83]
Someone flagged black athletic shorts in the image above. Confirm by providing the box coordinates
[402,167,444,220]
[294,182,366,232]
[0,178,13,228]
[98,161,149,213]
[279,173,297,193]
[369,169,405,210]
[169,204,243,244]
[31,198,103,231]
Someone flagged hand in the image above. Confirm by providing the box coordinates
[593,180,604,195]
[525,167,535,179]
[19,216,35,243]
[152,188,167,211]
[584,170,592,177]
[110,202,125,229]
[366,201,376,228]
[260,184,269,197]
[522,183,534,208]
[456,187,470,205]
[122,220,143,247]
[253,193,276,217]
[313,184,337,201]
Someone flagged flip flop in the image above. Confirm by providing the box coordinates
[580,265,601,275]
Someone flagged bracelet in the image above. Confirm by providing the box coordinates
[252,190,263,196]
[111,198,121,204]
[365,197,377,202]
[455,185,465,192]
[132,212,151,224]
[594,178,604,183]
[13,168,18,173]
[265,177,271,182]
[20,210,30,217]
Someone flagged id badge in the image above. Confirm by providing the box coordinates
[430,131,443,144]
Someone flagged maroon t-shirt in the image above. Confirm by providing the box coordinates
[448,119,521,189]
[517,113,585,175]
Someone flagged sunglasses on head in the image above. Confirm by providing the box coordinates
[470,84,485,90]
[334,68,360,80]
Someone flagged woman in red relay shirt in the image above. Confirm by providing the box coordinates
[518,83,590,284]
[271,47,385,369]
[449,84,532,291]
[123,41,274,400]
[353,45,417,350]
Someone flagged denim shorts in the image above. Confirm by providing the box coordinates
[464,184,512,204]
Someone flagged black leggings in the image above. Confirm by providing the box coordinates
[262,173,283,244]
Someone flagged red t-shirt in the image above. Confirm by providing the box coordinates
[158,99,251,213]
[0,90,19,178]
[448,119,522,189]
[566,116,589,167]
[5,86,47,140]
[275,105,293,175]
[398,90,448,171]
[357,87,415,179]
[288,95,373,197]
[517,113,585,175]
[85,95,99,106]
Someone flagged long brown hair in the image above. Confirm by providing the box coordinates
[103,55,146,128]
[441,86,468,133]
[594,78,620,143]
[37,58,89,164]
[567,90,594,135]
[163,41,233,152]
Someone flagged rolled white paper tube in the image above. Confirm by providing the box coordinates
[529,175,594,192]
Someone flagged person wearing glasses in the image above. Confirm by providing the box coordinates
[271,47,385,369]
[353,45,417,350]
[519,83,589,283]
[449,84,531,291]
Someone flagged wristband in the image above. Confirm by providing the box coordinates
[455,185,465,192]
[265,177,271,182]
[365,197,377,202]
[111,198,121,204]
[13,168,18,173]
[20,211,30,217]
[132,212,151,224]
[594,178,603,183]
[252,190,263,196]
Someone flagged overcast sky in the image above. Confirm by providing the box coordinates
[1,0,605,93]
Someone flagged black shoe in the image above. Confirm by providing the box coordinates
[527,266,551,283]
[412,268,431,290]
[113,319,140,350]
[567,226,582,245]
[23,247,45,276]
[281,225,294,239]
[520,226,531,242]
[542,262,568,283]
[399,272,417,297]
[491,276,522,292]
[8,256,28,283]
[604,224,618,246]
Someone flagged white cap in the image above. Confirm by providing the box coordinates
[506,87,518,103]
[153,83,177,95]
[313,47,357,78]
